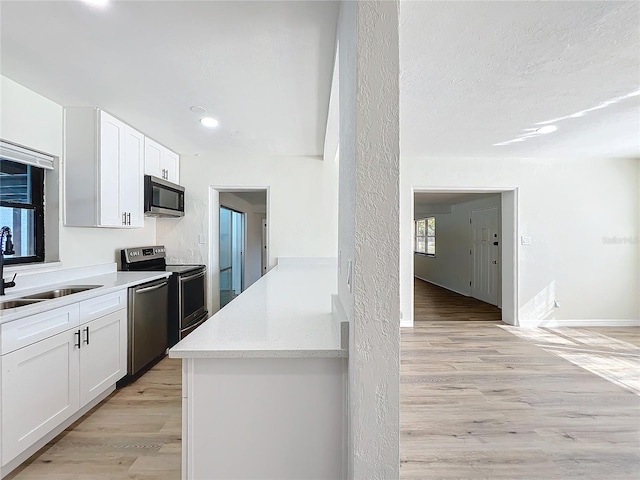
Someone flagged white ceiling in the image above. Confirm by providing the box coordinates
[1,1,638,161]
[414,192,498,209]
[0,0,339,157]
[400,0,640,159]
[227,190,267,207]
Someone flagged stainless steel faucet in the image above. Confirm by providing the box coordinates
[1,226,17,295]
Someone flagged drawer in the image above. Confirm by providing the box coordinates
[1,303,80,355]
[79,290,127,323]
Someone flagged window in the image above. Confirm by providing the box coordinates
[0,157,45,265]
[415,217,435,256]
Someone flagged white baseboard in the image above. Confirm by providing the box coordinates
[400,320,413,328]
[518,318,640,328]
[414,276,470,297]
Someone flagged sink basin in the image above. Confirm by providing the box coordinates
[0,299,45,310]
[21,285,102,300]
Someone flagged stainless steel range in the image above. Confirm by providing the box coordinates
[120,246,208,348]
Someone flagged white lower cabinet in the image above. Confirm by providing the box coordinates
[79,309,127,407]
[1,329,80,465]
[0,292,128,470]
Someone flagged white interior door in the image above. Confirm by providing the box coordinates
[261,219,268,276]
[471,207,499,305]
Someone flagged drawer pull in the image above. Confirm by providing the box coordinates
[83,326,90,345]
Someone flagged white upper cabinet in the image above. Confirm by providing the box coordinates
[144,137,179,183]
[65,108,144,228]
[121,125,145,227]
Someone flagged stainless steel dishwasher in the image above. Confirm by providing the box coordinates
[128,278,169,376]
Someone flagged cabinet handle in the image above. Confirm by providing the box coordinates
[127,212,131,225]
[83,326,90,345]
[75,330,81,349]
[122,212,126,225]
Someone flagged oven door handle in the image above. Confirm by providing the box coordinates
[135,281,169,294]
[179,270,206,283]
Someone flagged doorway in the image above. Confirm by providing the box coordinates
[214,189,268,311]
[411,189,517,324]
[219,206,245,308]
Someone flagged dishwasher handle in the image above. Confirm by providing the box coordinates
[135,280,169,294]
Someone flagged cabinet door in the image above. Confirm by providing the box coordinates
[163,149,180,183]
[99,111,125,227]
[144,137,163,178]
[121,126,144,228]
[79,309,127,408]
[1,330,80,466]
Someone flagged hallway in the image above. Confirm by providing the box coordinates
[414,277,502,321]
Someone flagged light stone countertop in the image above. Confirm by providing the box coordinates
[0,271,171,324]
[169,264,347,359]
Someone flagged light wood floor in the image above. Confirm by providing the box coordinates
[6,281,639,480]
[402,278,640,479]
[414,278,502,321]
[6,358,182,480]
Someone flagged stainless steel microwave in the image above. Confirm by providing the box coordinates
[144,175,185,217]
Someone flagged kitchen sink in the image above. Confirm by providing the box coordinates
[21,285,102,300]
[0,299,45,310]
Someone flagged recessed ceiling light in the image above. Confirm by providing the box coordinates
[82,0,109,7]
[536,125,558,134]
[190,106,206,114]
[200,117,219,128]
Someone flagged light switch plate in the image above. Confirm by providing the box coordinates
[198,234,206,244]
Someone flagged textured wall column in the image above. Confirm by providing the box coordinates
[337,1,400,478]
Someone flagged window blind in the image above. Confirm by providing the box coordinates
[0,140,55,170]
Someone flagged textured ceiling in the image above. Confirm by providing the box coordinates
[1,1,638,161]
[0,0,339,157]
[400,0,640,159]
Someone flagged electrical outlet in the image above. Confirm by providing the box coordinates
[198,234,206,244]
[521,236,532,245]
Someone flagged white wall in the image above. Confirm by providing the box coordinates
[401,157,640,326]
[0,76,157,273]
[156,152,338,314]
[218,192,264,289]
[337,2,401,478]
[414,195,501,296]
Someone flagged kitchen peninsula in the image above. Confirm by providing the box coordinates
[169,260,348,480]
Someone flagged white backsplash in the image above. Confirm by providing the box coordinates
[3,263,117,295]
